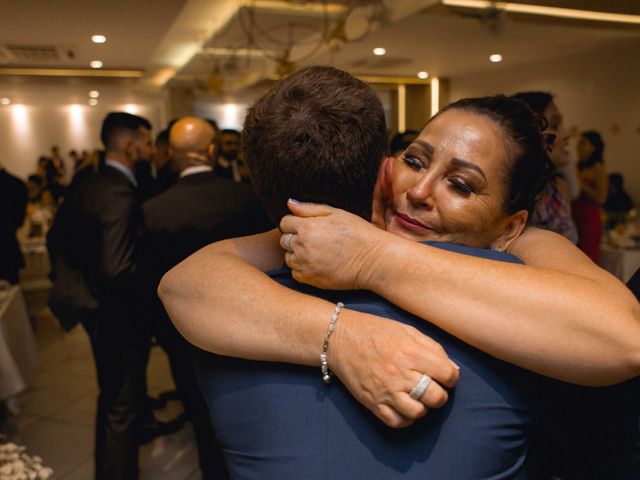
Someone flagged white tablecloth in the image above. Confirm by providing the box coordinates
[597,245,640,283]
[0,286,39,402]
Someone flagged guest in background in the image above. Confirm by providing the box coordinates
[49,112,155,480]
[513,92,578,243]
[604,173,633,230]
[389,129,418,157]
[215,128,243,181]
[0,164,28,284]
[140,116,272,479]
[69,149,82,173]
[152,128,178,195]
[573,130,607,261]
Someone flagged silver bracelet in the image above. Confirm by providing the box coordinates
[320,302,344,384]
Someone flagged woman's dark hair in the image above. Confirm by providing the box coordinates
[512,91,553,117]
[434,95,552,215]
[578,130,604,169]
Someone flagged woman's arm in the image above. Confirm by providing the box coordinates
[159,229,459,428]
[281,203,640,386]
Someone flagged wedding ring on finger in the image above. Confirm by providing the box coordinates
[282,233,294,252]
[409,374,432,400]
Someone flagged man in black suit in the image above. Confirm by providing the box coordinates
[0,165,28,284]
[59,112,154,480]
[141,116,271,479]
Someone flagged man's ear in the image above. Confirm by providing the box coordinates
[491,210,528,252]
[371,156,395,227]
[207,143,216,163]
[123,138,137,162]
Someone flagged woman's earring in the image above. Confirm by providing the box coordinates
[492,246,502,252]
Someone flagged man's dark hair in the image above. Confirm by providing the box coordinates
[155,128,170,146]
[221,128,240,138]
[438,95,552,215]
[100,112,152,149]
[242,66,387,223]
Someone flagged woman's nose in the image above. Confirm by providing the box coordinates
[407,173,435,208]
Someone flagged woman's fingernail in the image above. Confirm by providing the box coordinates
[288,198,301,205]
[450,360,460,370]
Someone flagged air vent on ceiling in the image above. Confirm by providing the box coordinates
[0,44,77,65]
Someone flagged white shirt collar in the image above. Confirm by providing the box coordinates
[105,159,137,187]
[180,165,213,178]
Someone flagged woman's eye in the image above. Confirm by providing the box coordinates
[449,178,474,195]
[403,155,423,171]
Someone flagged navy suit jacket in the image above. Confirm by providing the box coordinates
[195,242,545,479]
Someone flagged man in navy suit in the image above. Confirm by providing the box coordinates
[192,67,544,479]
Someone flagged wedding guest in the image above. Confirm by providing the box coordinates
[573,130,608,261]
[513,92,578,243]
[0,165,28,284]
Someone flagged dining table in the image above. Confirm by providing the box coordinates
[0,285,39,414]
[597,243,640,284]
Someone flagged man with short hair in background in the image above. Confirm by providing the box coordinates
[141,116,272,479]
[52,112,154,480]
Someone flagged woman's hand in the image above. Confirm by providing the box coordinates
[280,200,391,290]
[330,309,460,428]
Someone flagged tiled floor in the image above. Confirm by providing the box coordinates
[3,295,201,480]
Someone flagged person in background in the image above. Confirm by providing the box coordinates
[69,150,82,173]
[389,129,419,157]
[605,172,634,229]
[50,112,155,480]
[513,92,578,243]
[152,128,178,195]
[573,130,608,261]
[141,116,272,478]
[215,128,243,182]
[0,164,28,284]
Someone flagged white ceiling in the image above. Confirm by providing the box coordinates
[0,0,639,99]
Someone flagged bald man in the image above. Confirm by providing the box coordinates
[140,117,272,479]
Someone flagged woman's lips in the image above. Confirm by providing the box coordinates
[395,213,431,233]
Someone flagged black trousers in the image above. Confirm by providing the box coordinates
[84,312,149,480]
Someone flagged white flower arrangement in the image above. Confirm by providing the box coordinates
[0,437,53,480]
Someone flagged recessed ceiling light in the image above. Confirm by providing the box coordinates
[90,60,103,69]
[417,71,429,79]
[89,90,100,98]
[91,35,107,44]
[373,47,386,56]
[489,54,503,63]
[1,97,10,105]
[88,98,98,106]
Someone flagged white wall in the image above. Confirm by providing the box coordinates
[450,39,640,204]
[0,82,165,181]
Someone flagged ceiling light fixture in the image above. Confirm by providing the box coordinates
[489,53,502,63]
[88,99,98,106]
[90,60,103,69]
[89,90,100,98]
[440,0,640,25]
[417,71,429,79]
[373,47,386,56]
[1,97,10,105]
[91,35,107,44]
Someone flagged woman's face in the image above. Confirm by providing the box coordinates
[543,101,570,168]
[384,109,517,249]
[576,135,594,162]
